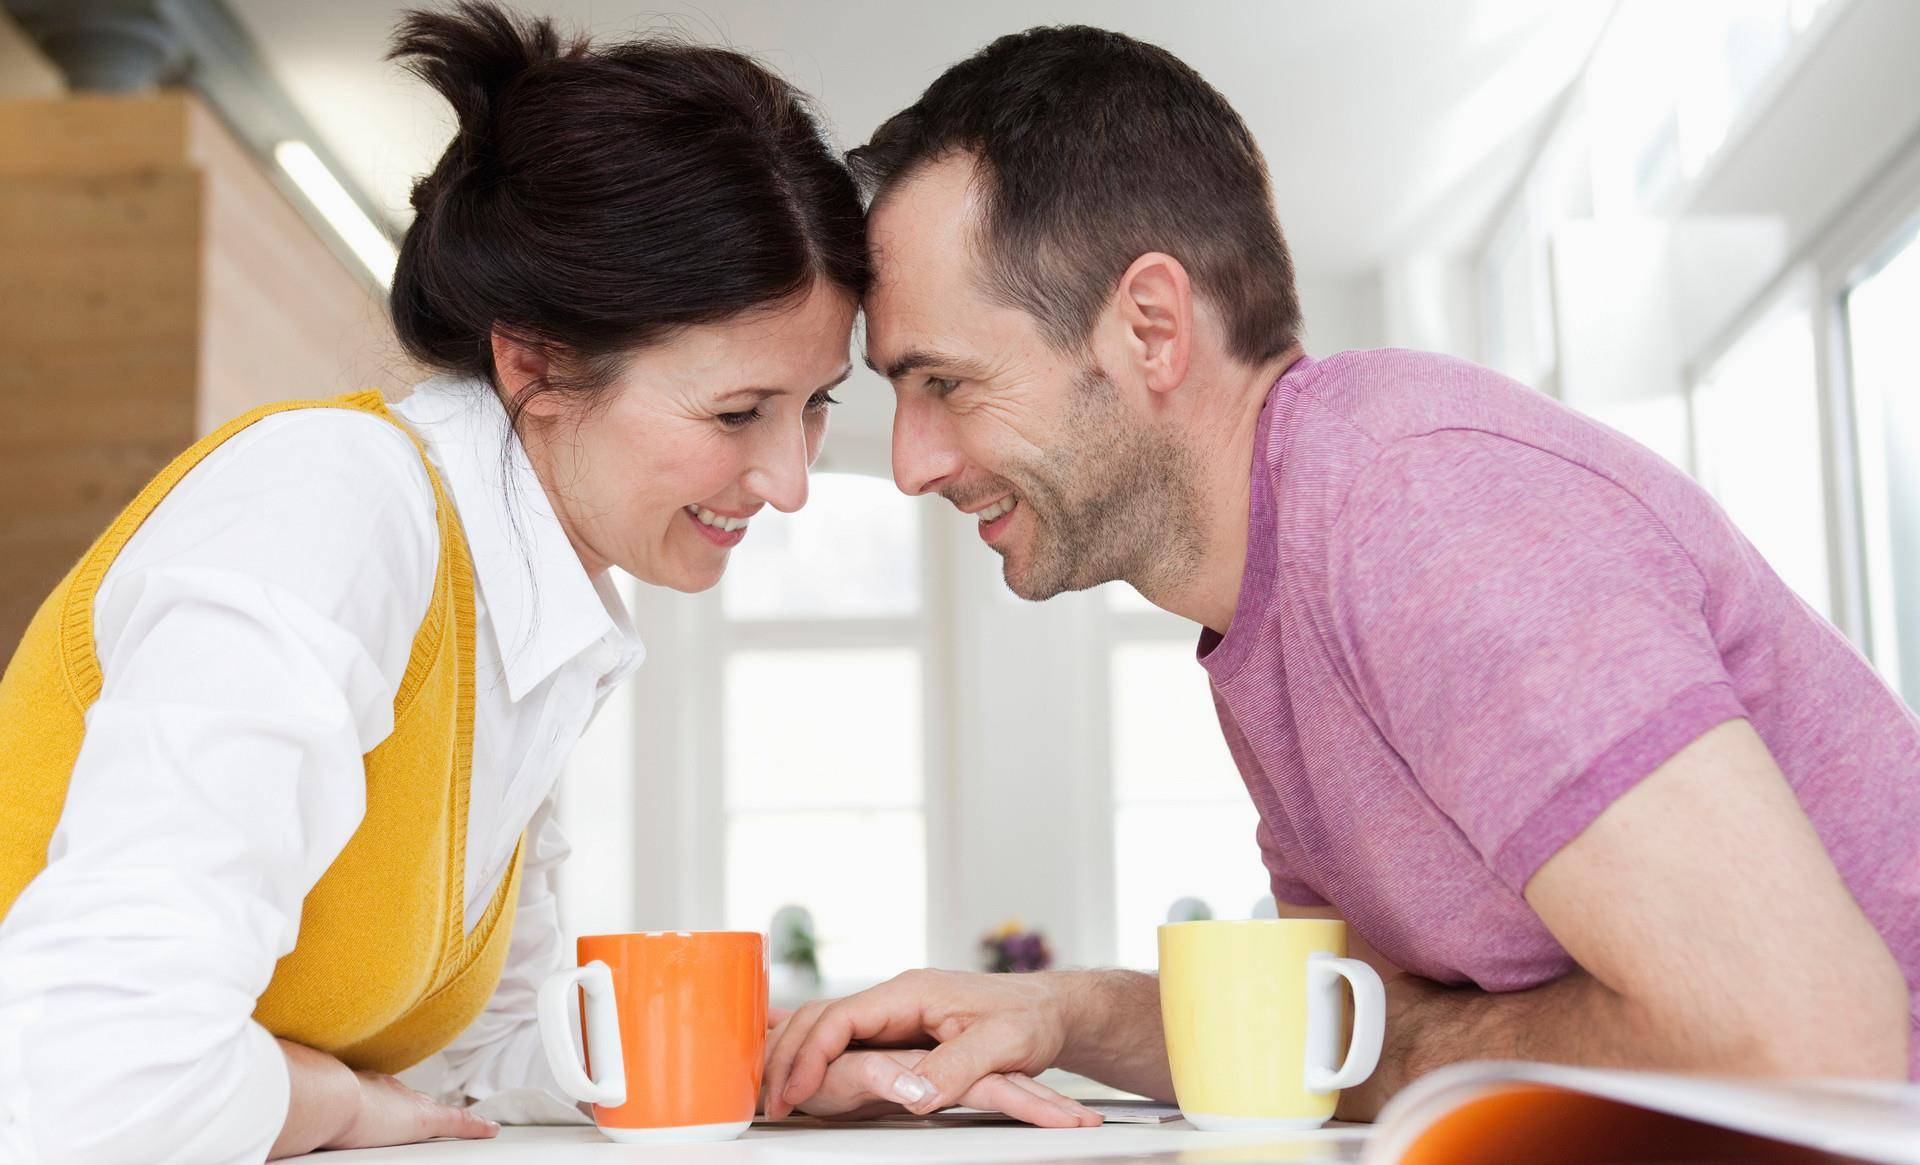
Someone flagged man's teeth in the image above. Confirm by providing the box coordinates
[976,496,1018,523]
[687,505,749,532]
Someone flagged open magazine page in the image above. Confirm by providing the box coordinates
[1366,1061,1920,1165]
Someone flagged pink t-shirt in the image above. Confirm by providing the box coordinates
[1200,350,1920,1073]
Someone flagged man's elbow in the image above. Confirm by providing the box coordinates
[1735,967,1910,1079]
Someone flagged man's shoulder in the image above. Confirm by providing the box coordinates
[1285,348,1557,451]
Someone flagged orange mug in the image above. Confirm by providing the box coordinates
[537,931,767,1143]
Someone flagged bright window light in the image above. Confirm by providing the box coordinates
[1847,226,1920,703]
[273,140,399,289]
[1691,298,1830,616]
[1109,640,1266,969]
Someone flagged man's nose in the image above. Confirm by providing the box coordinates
[892,396,964,497]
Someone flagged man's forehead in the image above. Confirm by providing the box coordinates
[864,157,993,369]
[868,155,985,279]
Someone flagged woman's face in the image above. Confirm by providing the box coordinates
[516,280,858,592]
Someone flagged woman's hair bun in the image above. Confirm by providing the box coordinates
[389,2,581,210]
[385,0,870,390]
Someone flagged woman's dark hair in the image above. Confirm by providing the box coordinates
[848,25,1298,366]
[388,2,869,420]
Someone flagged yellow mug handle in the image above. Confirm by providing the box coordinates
[1304,952,1385,1092]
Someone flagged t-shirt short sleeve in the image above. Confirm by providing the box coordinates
[1329,430,1746,894]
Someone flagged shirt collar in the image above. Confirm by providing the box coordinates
[392,375,645,702]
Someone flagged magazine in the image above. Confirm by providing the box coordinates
[1364,1061,1920,1164]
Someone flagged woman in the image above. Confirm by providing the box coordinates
[0,5,891,1160]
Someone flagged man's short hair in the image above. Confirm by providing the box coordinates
[849,25,1301,366]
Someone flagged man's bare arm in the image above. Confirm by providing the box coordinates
[1338,719,1910,1119]
[1049,969,1174,1101]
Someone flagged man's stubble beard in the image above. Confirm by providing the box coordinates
[1001,366,1204,603]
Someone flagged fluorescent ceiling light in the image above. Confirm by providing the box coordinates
[273,139,398,289]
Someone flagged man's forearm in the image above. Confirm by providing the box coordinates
[1048,969,1175,1101]
[1347,965,1898,1121]
[1339,970,1645,1121]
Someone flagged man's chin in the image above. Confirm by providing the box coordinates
[1001,552,1074,603]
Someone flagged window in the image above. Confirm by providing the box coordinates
[722,472,919,620]
[1691,297,1831,615]
[1846,224,1920,704]
[1103,590,1267,970]
[718,473,929,982]
[1587,0,1835,215]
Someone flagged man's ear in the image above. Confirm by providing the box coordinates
[1111,251,1193,396]
[489,326,563,418]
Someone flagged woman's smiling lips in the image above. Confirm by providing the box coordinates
[684,503,752,548]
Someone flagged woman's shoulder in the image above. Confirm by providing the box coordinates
[214,402,436,499]
[103,402,444,637]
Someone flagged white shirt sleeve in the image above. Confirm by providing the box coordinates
[0,410,439,1165]
[399,793,575,1108]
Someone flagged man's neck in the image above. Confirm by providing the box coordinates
[1137,345,1303,634]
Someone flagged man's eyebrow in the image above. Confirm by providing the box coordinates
[867,347,988,382]
[712,366,853,403]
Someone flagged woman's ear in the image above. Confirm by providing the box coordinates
[489,327,564,418]
[1111,252,1193,397]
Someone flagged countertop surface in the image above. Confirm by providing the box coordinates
[319,1122,1372,1164]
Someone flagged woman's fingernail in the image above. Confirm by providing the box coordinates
[891,1074,933,1105]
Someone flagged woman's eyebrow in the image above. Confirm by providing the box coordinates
[711,366,850,404]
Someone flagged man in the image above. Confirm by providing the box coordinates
[766,25,1919,1124]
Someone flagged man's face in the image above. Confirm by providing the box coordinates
[865,156,1194,600]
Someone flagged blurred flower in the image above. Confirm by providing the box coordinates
[980,918,1053,974]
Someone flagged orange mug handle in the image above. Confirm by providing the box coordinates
[537,960,628,1107]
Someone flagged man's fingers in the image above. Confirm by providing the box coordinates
[898,1027,1020,1115]
[768,1006,794,1029]
[780,1005,867,1109]
[763,1000,828,1119]
[779,991,921,1110]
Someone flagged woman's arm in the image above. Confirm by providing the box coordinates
[403,795,576,1108]
[0,411,455,1164]
[270,1039,497,1159]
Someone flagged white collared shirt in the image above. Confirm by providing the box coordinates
[0,377,642,1165]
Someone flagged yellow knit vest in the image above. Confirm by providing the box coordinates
[0,390,523,1074]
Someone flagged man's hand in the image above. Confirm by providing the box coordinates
[269,1039,498,1159]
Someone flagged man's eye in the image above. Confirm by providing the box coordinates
[927,377,961,396]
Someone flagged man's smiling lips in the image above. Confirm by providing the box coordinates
[957,494,1020,544]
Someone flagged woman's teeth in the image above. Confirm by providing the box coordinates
[977,496,1018,523]
[687,504,750,532]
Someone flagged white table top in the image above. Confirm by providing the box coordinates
[319,1122,1371,1165]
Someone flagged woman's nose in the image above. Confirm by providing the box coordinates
[743,419,812,513]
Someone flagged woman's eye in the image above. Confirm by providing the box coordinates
[806,391,841,412]
[716,408,760,428]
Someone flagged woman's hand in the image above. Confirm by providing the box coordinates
[764,1010,1100,1128]
[269,1039,499,1159]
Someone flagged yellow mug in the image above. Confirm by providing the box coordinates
[1159,919,1384,1130]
